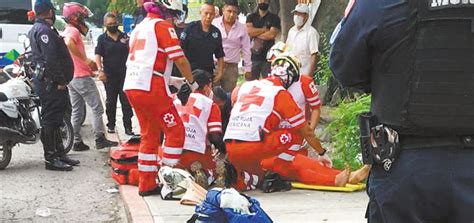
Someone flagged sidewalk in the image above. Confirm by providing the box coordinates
[95,80,369,223]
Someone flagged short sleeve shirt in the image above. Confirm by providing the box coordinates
[264,90,305,131]
[95,32,129,77]
[286,25,320,74]
[180,21,225,73]
[246,11,281,61]
[62,25,91,78]
[300,75,321,109]
[208,103,223,133]
[152,17,185,73]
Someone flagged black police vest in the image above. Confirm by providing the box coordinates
[371,0,474,136]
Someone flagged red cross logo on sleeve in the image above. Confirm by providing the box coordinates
[238,86,265,112]
[129,31,146,61]
[176,97,202,123]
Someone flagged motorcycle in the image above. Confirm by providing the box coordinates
[0,47,74,170]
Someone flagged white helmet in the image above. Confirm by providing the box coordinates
[160,0,183,12]
[270,53,302,89]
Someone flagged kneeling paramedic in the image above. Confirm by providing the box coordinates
[223,54,334,191]
[124,0,197,196]
[169,69,226,189]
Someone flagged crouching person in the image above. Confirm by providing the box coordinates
[170,69,226,189]
[224,54,367,191]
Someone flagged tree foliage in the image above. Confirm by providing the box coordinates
[108,0,137,16]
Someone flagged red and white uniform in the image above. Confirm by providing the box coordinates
[169,92,222,185]
[123,13,186,193]
[261,76,341,187]
[225,80,306,191]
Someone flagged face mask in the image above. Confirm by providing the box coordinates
[258,3,269,11]
[106,25,119,33]
[293,15,305,27]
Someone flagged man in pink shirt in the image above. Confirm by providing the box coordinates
[62,2,117,151]
[212,0,252,92]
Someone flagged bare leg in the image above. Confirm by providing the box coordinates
[349,165,371,184]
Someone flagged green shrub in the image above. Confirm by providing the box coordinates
[324,95,371,170]
[314,33,332,86]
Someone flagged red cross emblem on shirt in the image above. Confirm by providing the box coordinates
[238,86,265,112]
[163,113,176,125]
[176,97,202,123]
[129,33,146,61]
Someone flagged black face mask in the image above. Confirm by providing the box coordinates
[258,3,269,11]
[106,25,119,33]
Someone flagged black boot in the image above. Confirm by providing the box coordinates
[96,135,118,149]
[45,158,73,171]
[73,141,90,151]
[55,128,80,166]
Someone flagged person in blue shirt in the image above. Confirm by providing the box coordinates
[330,0,474,222]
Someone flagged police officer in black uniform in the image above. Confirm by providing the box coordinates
[330,0,474,221]
[29,0,79,171]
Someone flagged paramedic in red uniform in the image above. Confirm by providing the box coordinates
[123,0,198,196]
[172,69,226,189]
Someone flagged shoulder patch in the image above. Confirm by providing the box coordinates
[309,81,318,94]
[40,34,49,44]
[212,32,219,39]
[168,27,178,39]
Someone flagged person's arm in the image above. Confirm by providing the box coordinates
[308,53,317,76]
[213,31,225,83]
[241,25,252,75]
[214,57,225,83]
[95,54,106,82]
[174,57,193,83]
[207,104,225,155]
[246,23,267,38]
[329,0,380,92]
[257,27,279,40]
[36,29,66,88]
[295,124,325,154]
[309,107,320,130]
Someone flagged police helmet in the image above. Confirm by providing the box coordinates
[34,0,55,15]
[270,53,301,89]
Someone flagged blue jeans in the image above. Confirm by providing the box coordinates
[367,147,474,223]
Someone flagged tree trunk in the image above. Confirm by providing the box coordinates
[277,0,296,42]
[313,0,347,36]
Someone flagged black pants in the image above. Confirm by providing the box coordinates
[251,60,271,80]
[37,81,69,161]
[104,77,133,129]
[367,147,474,222]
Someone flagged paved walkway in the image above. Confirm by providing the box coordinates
[95,80,369,223]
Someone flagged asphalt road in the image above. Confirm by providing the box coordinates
[0,109,127,222]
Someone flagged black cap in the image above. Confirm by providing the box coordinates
[192,69,212,88]
[35,0,55,14]
[224,0,239,7]
[212,86,228,101]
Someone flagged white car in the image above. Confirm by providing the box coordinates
[0,0,34,67]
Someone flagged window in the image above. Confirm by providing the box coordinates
[0,0,32,25]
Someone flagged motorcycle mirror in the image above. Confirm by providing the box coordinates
[17,34,30,50]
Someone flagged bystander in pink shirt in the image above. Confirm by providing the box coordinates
[212,17,252,73]
[62,25,92,78]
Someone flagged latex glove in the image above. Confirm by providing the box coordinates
[169,76,185,89]
[177,80,198,105]
[318,154,333,168]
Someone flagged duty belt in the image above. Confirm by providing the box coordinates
[400,135,474,150]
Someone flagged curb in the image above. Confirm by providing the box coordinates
[96,80,155,223]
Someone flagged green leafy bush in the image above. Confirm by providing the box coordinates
[314,33,332,86]
[324,95,371,170]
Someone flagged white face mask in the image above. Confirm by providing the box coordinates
[293,15,305,27]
